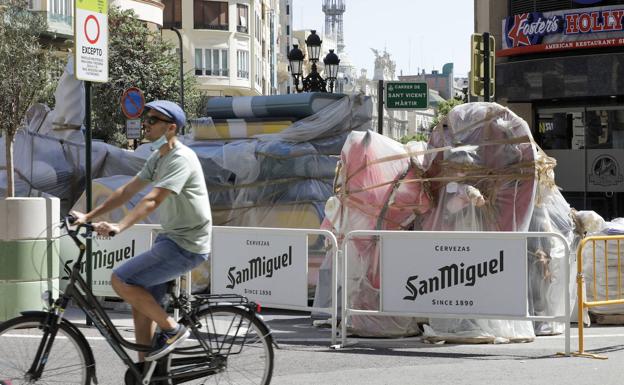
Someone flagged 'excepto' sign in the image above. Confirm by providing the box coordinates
[75,0,109,82]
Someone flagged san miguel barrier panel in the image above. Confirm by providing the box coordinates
[338,230,571,354]
[211,226,339,344]
[59,225,161,296]
[59,225,340,344]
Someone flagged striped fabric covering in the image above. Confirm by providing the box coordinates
[204,93,345,119]
[191,118,294,140]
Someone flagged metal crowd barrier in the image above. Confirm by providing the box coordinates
[575,235,624,359]
[336,230,571,355]
[211,226,340,345]
[61,225,340,345]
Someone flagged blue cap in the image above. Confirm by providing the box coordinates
[145,100,186,131]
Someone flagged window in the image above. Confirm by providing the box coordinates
[237,4,248,33]
[194,0,229,30]
[205,50,212,75]
[255,12,261,41]
[195,48,229,76]
[286,4,290,15]
[237,50,249,79]
[255,56,261,85]
[286,25,289,35]
[163,0,182,29]
[48,0,72,22]
[195,49,203,75]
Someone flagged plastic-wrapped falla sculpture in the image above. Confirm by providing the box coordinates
[422,102,539,342]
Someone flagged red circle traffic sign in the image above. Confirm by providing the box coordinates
[84,14,100,44]
[121,87,145,119]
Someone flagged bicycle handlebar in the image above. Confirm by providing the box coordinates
[63,215,116,237]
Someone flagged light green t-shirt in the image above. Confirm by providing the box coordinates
[137,141,212,254]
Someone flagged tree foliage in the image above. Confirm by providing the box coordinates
[0,0,49,196]
[429,98,465,129]
[399,132,429,144]
[92,7,201,146]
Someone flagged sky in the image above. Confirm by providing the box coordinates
[292,0,474,78]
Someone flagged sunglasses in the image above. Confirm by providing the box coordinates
[144,115,174,125]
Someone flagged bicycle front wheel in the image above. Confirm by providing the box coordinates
[0,314,92,385]
[168,305,274,385]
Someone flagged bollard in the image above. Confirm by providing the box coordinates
[0,197,60,321]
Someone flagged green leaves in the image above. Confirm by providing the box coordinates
[0,0,48,138]
[91,6,201,147]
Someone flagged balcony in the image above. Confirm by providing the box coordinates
[194,23,229,31]
[163,21,182,29]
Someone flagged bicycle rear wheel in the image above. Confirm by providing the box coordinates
[167,305,274,385]
[0,314,92,385]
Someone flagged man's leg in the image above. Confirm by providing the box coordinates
[111,273,178,333]
[132,308,156,362]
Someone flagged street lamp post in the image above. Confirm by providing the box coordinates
[287,30,340,93]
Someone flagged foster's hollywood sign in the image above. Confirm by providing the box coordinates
[501,4,624,56]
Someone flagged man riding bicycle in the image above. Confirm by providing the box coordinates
[72,100,212,362]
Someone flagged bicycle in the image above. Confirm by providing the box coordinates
[0,216,274,385]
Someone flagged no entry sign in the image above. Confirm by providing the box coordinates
[121,87,145,119]
[75,0,109,82]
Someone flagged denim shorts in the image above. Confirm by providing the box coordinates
[113,234,209,303]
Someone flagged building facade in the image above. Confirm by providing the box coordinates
[28,0,165,80]
[476,0,624,219]
[399,63,455,100]
[162,0,279,96]
[277,0,292,94]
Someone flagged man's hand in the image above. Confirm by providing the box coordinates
[93,222,121,237]
[69,210,88,226]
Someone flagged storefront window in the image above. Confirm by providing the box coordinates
[537,107,624,150]
[536,106,624,219]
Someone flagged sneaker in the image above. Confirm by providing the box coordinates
[146,325,190,361]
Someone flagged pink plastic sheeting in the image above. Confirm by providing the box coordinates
[321,130,432,337]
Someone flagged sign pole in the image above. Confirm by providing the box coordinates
[75,0,109,325]
[378,80,384,135]
[483,32,490,103]
[85,81,93,297]
[84,80,93,326]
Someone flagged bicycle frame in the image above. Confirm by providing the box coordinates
[31,223,154,383]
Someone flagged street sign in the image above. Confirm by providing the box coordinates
[385,82,428,109]
[470,33,495,98]
[121,87,145,119]
[75,0,109,82]
[126,119,142,139]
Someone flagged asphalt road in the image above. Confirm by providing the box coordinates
[46,307,624,385]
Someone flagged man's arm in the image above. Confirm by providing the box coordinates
[117,187,172,232]
[76,176,150,223]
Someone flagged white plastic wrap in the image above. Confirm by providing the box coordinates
[526,149,577,335]
[421,103,538,342]
[51,55,85,128]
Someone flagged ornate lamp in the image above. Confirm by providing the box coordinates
[287,30,340,93]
